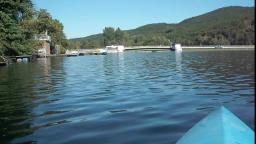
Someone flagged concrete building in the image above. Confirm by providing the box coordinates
[35,31,51,57]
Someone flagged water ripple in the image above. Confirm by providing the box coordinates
[0,50,254,144]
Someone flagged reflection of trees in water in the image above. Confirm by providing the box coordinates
[0,63,38,143]
[35,57,66,96]
[0,57,65,143]
[103,53,125,79]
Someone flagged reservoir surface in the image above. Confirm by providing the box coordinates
[0,50,254,144]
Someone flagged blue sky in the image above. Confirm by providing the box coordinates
[32,0,254,39]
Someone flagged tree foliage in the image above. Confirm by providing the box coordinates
[0,0,34,55]
[103,27,131,46]
[0,1,67,56]
[103,27,116,45]
[34,9,68,50]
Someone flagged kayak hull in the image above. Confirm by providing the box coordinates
[176,106,254,144]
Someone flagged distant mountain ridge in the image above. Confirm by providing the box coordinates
[69,6,255,49]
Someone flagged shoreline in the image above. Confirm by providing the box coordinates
[125,45,255,50]
[38,45,256,57]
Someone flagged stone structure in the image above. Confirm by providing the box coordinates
[35,31,51,57]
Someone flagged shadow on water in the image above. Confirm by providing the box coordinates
[0,57,66,143]
[0,63,36,143]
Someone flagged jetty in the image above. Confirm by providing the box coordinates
[125,45,255,50]
[125,46,170,50]
[60,45,254,57]
[77,49,108,55]
[7,55,37,63]
[182,45,255,49]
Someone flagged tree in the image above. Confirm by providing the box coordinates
[0,0,33,22]
[36,9,52,33]
[102,27,130,46]
[0,0,35,55]
[0,2,67,56]
[35,9,67,50]
[103,27,116,46]
[115,27,125,45]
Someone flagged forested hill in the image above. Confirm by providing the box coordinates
[69,6,255,49]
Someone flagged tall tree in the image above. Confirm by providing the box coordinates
[35,9,67,49]
[103,27,116,46]
[115,27,125,45]
[0,2,67,55]
[0,0,35,55]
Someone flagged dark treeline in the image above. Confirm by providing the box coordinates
[69,6,255,49]
[0,0,67,56]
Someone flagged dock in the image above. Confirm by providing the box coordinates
[182,45,255,49]
[63,45,255,56]
[125,46,170,50]
[7,55,37,63]
[125,45,255,50]
[77,49,107,55]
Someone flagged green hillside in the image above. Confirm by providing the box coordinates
[69,6,255,49]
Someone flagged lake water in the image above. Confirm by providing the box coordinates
[0,50,254,144]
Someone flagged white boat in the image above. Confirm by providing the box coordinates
[170,43,182,52]
[214,45,223,49]
[106,45,124,53]
[66,50,79,56]
[98,48,107,55]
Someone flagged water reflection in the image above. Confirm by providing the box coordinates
[117,53,125,74]
[0,57,67,143]
[183,50,255,128]
[175,52,182,73]
[0,63,37,143]
[0,50,254,144]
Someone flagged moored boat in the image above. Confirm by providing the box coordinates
[170,43,182,52]
[214,45,223,49]
[106,45,124,53]
[98,48,107,55]
[65,50,79,57]
[176,106,254,144]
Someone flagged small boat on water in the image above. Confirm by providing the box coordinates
[214,45,223,49]
[65,50,79,57]
[98,48,107,55]
[176,106,254,144]
[170,43,182,52]
[106,45,125,53]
